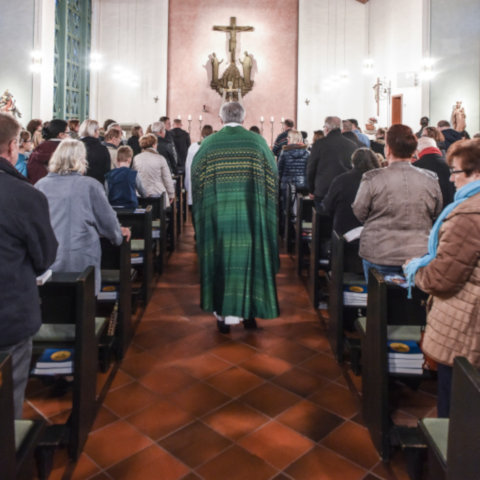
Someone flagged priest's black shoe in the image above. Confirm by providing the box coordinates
[217,320,230,334]
[243,317,258,330]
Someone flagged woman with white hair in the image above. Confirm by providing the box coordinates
[35,138,130,294]
[79,118,111,185]
[414,136,455,206]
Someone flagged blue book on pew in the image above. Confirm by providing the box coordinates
[388,340,424,375]
[387,340,423,357]
[32,348,74,375]
[343,284,367,306]
[98,284,118,301]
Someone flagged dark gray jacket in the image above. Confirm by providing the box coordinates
[0,157,58,347]
[307,129,356,200]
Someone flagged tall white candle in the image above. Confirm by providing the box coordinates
[270,116,274,122]
[199,115,202,121]
[260,116,264,122]
[188,114,192,121]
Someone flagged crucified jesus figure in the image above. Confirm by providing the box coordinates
[213,17,253,63]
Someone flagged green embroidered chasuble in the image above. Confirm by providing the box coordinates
[192,126,280,319]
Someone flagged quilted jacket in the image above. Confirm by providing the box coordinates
[415,192,480,367]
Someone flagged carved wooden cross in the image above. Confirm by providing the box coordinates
[213,17,253,63]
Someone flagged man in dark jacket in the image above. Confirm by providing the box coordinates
[307,116,357,211]
[342,120,364,148]
[0,113,58,418]
[437,120,463,151]
[170,118,191,174]
[272,118,294,158]
[414,136,455,207]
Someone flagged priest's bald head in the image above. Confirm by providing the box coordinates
[220,102,245,124]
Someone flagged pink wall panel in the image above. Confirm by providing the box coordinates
[167,0,298,143]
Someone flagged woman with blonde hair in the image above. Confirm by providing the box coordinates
[35,139,130,293]
[132,133,175,207]
[277,129,310,232]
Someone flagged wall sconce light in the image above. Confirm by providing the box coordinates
[362,58,374,75]
[419,58,436,81]
[30,50,42,73]
[89,52,103,71]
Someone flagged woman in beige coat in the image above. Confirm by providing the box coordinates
[132,133,174,208]
[405,139,480,417]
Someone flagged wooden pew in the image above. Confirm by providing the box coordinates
[327,231,365,370]
[357,268,429,476]
[419,357,480,480]
[307,208,332,309]
[0,353,45,480]
[98,237,132,363]
[116,206,154,305]
[138,194,167,274]
[284,182,297,253]
[33,267,101,461]
[294,194,313,276]
[173,174,183,236]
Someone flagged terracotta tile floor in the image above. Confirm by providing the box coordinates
[24,223,434,479]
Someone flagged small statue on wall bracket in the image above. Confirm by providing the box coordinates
[210,17,255,100]
[0,90,22,118]
[451,100,466,133]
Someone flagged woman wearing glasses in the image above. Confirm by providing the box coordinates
[405,139,480,417]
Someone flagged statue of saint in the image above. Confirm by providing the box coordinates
[210,53,223,85]
[0,90,22,118]
[239,51,253,86]
[451,101,466,132]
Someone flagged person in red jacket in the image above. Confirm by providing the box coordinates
[27,119,69,184]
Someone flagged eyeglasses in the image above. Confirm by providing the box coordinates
[449,168,465,175]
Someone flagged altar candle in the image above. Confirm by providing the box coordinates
[199,115,202,121]
[281,117,285,123]
[260,116,264,122]
[270,116,274,122]
[188,114,192,121]
[177,115,181,120]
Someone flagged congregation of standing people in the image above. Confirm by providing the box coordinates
[1,104,480,445]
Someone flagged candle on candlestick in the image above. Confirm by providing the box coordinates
[260,116,264,122]
[270,116,274,123]
[177,115,181,120]
[199,115,202,121]
[188,114,192,121]
[281,117,285,123]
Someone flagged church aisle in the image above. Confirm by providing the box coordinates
[31,223,418,480]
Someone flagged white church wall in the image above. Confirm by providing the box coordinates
[297,0,368,138]
[430,0,480,135]
[90,0,169,129]
[0,0,36,124]
[366,0,426,131]
[32,0,55,122]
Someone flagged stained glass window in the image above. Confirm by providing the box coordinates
[53,0,91,120]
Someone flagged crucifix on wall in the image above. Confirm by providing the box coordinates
[209,16,256,100]
[213,17,253,63]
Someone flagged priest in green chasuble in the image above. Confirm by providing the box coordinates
[191,102,280,333]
